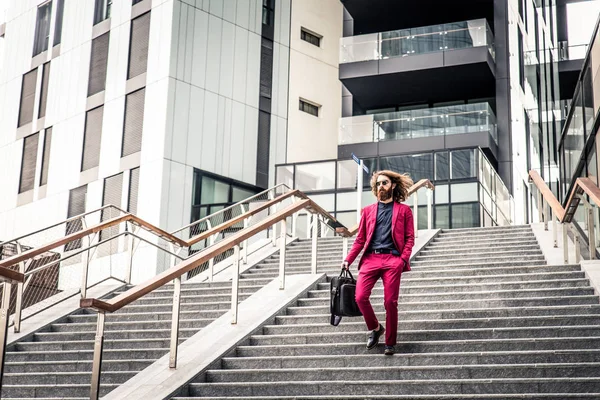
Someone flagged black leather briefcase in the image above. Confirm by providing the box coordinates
[330,268,362,326]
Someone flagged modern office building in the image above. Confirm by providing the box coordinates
[0,0,343,278]
[276,0,597,230]
[0,0,598,257]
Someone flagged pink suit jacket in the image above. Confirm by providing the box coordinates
[345,201,415,272]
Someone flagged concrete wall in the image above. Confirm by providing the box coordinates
[285,0,342,163]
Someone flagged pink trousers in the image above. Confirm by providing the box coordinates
[355,253,403,346]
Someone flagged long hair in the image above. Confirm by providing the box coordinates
[370,170,413,203]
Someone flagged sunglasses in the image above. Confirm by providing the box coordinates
[376,180,390,187]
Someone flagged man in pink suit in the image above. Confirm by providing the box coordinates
[342,170,415,355]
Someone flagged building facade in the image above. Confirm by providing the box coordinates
[0,0,343,281]
[276,0,599,230]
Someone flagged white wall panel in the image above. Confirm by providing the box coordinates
[229,101,246,180]
[205,14,222,93]
[201,90,218,171]
[235,0,249,30]
[242,105,258,183]
[220,98,233,175]
[245,32,260,108]
[222,0,236,24]
[219,20,235,98]
[186,85,206,169]
[99,96,126,177]
[171,79,191,164]
[209,0,224,18]
[175,2,189,80]
[190,8,209,88]
[232,26,248,103]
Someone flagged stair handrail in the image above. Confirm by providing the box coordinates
[79,194,350,399]
[170,183,292,238]
[528,169,600,262]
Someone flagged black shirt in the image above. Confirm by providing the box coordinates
[369,201,397,253]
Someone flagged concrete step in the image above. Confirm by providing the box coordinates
[262,315,600,335]
[30,327,197,342]
[111,285,261,298]
[278,304,600,324]
[14,337,174,352]
[408,259,549,271]
[307,272,588,294]
[1,383,117,398]
[297,287,596,307]
[4,358,153,373]
[69,310,222,323]
[432,232,536,242]
[204,363,600,383]
[410,255,547,267]
[222,349,600,369]
[427,238,539,249]
[414,249,543,261]
[5,347,168,362]
[288,295,600,314]
[127,292,252,306]
[419,244,542,256]
[235,336,600,357]
[2,370,137,385]
[437,226,533,237]
[48,318,207,332]
[248,326,600,346]
[184,378,600,397]
[317,264,583,280]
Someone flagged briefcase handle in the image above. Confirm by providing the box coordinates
[339,268,355,281]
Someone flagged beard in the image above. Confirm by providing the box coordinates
[378,186,393,202]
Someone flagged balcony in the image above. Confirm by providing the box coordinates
[558,42,589,100]
[339,19,496,110]
[338,103,498,159]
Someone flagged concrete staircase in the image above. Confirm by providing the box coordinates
[0,238,337,399]
[171,225,600,399]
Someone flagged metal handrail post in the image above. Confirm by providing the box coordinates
[575,226,581,263]
[231,245,241,324]
[13,242,25,333]
[81,233,92,299]
[292,211,298,237]
[537,189,543,224]
[89,311,105,400]
[279,219,287,290]
[589,205,596,259]
[552,208,557,248]
[426,189,432,230]
[413,191,419,238]
[169,276,181,369]
[311,215,318,274]
[343,236,349,259]
[0,282,12,391]
[206,220,215,282]
[125,225,138,285]
[562,223,569,264]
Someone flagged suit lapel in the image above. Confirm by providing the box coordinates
[392,201,399,234]
[366,204,377,245]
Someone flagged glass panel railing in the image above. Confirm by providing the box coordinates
[558,41,589,61]
[339,103,497,146]
[478,148,514,225]
[340,19,494,64]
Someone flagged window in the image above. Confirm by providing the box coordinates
[19,133,39,193]
[451,149,476,179]
[127,12,151,79]
[38,62,51,119]
[262,0,275,26]
[260,38,273,99]
[191,170,261,224]
[100,173,123,246]
[122,88,146,156]
[133,0,144,4]
[299,99,319,117]
[256,110,271,187]
[451,203,480,228]
[40,127,52,186]
[94,0,112,25]
[81,106,104,171]
[301,28,321,47]
[65,185,87,251]
[518,30,525,90]
[18,69,38,127]
[33,1,52,56]
[128,167,140,214]
[53,0,64,46]
[435,152,449,181]
[88,33,110,96]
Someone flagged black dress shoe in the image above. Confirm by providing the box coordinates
[366,324,384,350]
[384,345,395,355]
